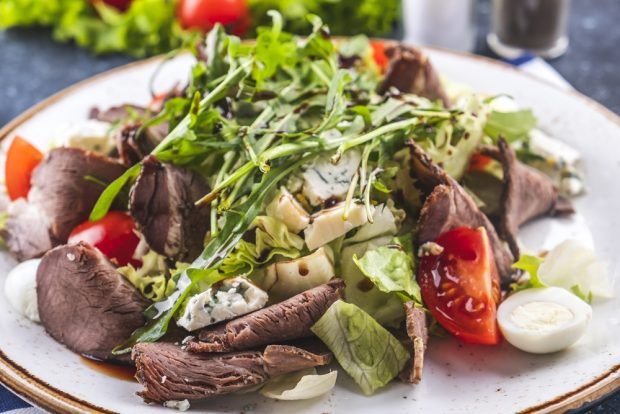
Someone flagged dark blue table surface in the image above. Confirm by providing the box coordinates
[0,0,618,412]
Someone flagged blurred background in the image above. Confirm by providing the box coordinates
[0,0,618,411]
[0,0,618,128]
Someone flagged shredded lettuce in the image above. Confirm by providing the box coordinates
[118,251,188,302]
[311,300,410,395]
[511,240,613,302]
[260,368,337,400]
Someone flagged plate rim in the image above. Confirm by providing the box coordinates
[0,48,618,414]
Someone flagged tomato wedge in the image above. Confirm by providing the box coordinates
[370,41,389,74]
[417,227,501,345]
[5,136,44,201]
[68,211,141,267]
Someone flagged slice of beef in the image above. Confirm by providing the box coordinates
[113,122,165,166]
[132,341,332,403]
[129,156,210,262]
[378,44,450,107]
[4,199,54,261]
[408,141,515,284]
[481,139,575,258]
[37,242,150,362]
[90,105,168,164]
[399,302,428,384]
[5,148,126,261]
[187,279,344,353]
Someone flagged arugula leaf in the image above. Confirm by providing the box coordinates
[89,163,141,221]
[484,109,537,143]
[311,300,410,395]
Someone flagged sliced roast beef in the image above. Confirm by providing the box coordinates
[5,148,126,261]
[399,302,428,384]
[129,156,210,262]
[4,199,54,261]
[133,341,332,403]
[113,122,165,166]
[481,139,574,258]
[408,141,515,283]
[378,44,450,107]
[187,279,344,353]
[37,242,150,362]
[90,105,168,165]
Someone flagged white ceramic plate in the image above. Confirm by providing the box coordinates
[0,49,619,414]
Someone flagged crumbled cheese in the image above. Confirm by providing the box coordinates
[53,120,115,154]
[304,201,371,251]
[163,400,190,411]
[302,150,361,206]
[177,277,268,332]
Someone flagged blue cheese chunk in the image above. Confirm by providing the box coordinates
[177,277,268,332]
[302,150,361,206]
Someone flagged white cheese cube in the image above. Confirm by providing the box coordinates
[261,247,335,302]
[177,277,268,332]
[304,201,371,251]
[266,187,310,233]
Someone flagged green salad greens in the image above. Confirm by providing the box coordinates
[76,13,543,394]
[0,0,400,57]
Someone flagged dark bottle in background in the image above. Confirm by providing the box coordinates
[488,0,570,59]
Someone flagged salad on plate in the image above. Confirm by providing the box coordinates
[0,13,612,410]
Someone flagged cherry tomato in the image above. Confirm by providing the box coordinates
[467,153,494,173]
[5,136,44,201]
[68,211,141,267]
[417,227,501,345]
[178,0,249,37]
[370,41,389,74]
[91,0,133,12]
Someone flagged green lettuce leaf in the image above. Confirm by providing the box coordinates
[220,216,304,275]
[341,237,405,328]
[311,300,410,395]
[117,251,188,302]
[484,109,537,143]
[353,243,420,302]
[415,96,486,180]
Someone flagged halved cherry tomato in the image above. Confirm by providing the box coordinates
[370,41,389,74]
[178,0,249,37]
[467,153,493,173]
[68,211,141,267]
[5,136,44,201]
[417,227,501,345]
